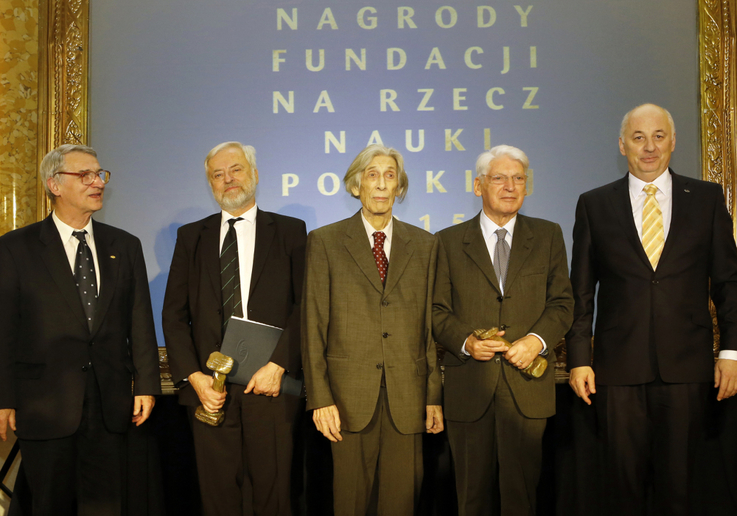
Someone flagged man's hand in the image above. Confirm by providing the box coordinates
[132,395,155,426]
[425,405,444,434]
[189,371,227,412]
[245,362,285,397]
[465,330,508,361]
[715,359,737,401]
[313,404,342,442]
[569,366,596,405]
[504,335,543,370]
[0,409,16,441]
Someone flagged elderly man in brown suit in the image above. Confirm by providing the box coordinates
[302,144,443,516]
[433,145,573,516]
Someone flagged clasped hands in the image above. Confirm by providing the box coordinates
[465,331,542,370]
[190,361,285,412]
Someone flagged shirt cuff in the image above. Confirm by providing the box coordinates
[461,336,470,356]
[528,333,547,355]
[718,350,737,361]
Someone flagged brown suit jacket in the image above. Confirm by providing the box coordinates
[433,213,573,420]
[301,211,441,435]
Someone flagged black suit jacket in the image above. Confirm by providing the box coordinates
[162,209,306,406]
[567,171,737,385]
[0,215,161,440]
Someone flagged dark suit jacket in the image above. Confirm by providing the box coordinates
[301,211,441,435]
[162,209,306,405]
[566,171,737,385]
[433,213,574,421]
[0,215,161,440]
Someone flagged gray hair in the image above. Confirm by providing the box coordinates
[475,145,529,179]
[204,142,257,172]
[40,144,98,202]
[619,104,676,140]
[343,144,408,202]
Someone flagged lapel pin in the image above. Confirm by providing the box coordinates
[110,255,116,259]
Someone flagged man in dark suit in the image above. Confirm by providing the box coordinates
[567,103,737,516]
[302,144,443,516]
[433,145,573,516]
[163,141,306,516]
[0,144,161,516]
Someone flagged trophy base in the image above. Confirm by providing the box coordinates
[195,405,225,426]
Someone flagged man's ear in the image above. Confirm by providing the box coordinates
[47,177,60,197]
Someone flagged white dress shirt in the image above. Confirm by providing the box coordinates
[220,204,258,322]
[361,212,394,262]
[628,171,736,361]
[52,211,101,292]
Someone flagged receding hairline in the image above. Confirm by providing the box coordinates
[620,103,676,140]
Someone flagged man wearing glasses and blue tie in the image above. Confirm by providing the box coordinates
[0,144,161,516]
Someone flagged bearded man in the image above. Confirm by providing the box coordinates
[163,141,306,516]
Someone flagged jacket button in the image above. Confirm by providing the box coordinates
[497,296,503,302]
[652,280,659,285]
[382,332,389,338]
[494,356,501,364]
[499,324,507,330]
[382,300,389,307]
[81,362,91,372]
[376,364,383,370]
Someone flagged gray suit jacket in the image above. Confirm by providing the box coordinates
[302,211,441,435]
[433,213,573,420]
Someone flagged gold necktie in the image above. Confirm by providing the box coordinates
[642,184,664,268]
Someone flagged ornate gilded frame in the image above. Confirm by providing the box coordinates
[37,0,89,219]
[37,0,737,384]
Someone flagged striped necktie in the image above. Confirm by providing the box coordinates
[642,184,664,269]
[221,218,244,332]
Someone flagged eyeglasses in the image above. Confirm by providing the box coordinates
[54,170,111,185]
[486,174,526,185]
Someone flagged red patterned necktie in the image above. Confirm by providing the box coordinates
[372,231,389,284]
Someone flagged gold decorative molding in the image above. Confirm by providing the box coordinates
[699,0,737,356]
[700,0,737,219]
[37,0,89,220]
[0,0,39,235]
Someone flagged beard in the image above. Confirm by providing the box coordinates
[214,178,256,212]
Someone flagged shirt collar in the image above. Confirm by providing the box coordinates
[628,169,672,197]
[52,210,95,241]
[221,203,258,228]
[479,210,517,241]
[360,211,394,244]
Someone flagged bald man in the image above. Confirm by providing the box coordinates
[567,104,737,516]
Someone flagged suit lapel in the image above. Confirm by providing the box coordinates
[609,175,652,269]
[249,209,275,298]
[504,215,533,291]
[200,214,223,303]
[344,211,384,295]
[463,214,501,294]
[91,221,119,337]
[659,171,689,267]
[383,220,414,298]
[39,215,88,330]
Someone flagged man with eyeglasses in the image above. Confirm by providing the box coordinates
[163,141,306,516]
[0,144,161,516]
[433,145,573,516]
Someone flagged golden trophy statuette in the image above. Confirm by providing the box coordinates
[195,351,234,426]
[473,328,548,379]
